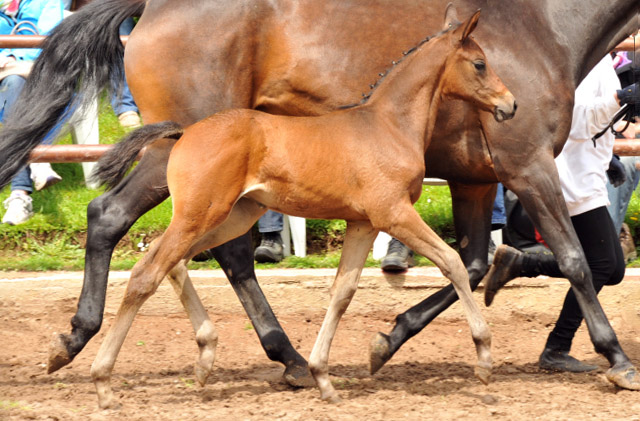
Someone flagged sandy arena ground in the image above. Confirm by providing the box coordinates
[1,267,640,420]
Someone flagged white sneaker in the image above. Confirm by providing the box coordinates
[29,163,62,191]
[118,111,142,128]
[2,193,34,225]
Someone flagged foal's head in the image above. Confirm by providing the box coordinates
[439,8,517,122]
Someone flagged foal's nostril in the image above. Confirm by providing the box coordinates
[513,100,518,114]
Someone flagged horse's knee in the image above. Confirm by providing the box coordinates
[555,250,588,286]
[87,195,131,241]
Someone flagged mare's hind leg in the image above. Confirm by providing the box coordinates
[209,237,314,387]
[309,221,377,403]
[48,140,175,373]
[166,261,219,386]
[370,183,496,374]
[377,202,492,384]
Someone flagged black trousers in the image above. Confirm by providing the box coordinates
[522,206,626,351]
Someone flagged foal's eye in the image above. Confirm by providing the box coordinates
[473,61,486,72]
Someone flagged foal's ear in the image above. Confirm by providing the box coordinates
[456,9,481,43]
[442,3,460,30]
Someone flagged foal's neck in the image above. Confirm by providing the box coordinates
[363,36,450,150]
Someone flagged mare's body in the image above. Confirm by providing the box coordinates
[0,0,638,388]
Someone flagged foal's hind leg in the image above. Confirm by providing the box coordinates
[91,198,267,408]
[308,221,377,403]
[377,203,492,384]
[91,227,201,409]
[166,260,219,386]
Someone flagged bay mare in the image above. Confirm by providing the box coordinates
[0,0,638,390]
[88,11,516,407]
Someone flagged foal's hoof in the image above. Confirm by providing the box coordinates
[474,362,492,385]
[47,334,73,374]
[283,362,315,388]
[369,332,392,375]
[606,365,640,390]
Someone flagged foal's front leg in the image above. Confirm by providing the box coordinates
[308,221,377,403]
[381,203,492,384]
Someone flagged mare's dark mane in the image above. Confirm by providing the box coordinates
[340,25,454,109]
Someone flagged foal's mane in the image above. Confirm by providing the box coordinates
[341,24,455,109]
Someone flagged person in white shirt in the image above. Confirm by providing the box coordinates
[482,54,640,373]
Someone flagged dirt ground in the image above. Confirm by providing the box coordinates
[1,267,640,420]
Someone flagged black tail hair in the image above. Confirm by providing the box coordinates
[91,121,184,190]
[0,0,146,189]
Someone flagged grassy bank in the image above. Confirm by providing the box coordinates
[2,101,640,271]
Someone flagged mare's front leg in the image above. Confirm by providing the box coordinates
[48,140,175,373]
[505,166,640,390]
[309,221,377,403]
[378,202,492,384]
[370,183,496,373]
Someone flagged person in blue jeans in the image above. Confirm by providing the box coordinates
[1,0,65,225]
[254,210,284,263]
[111,17,140,128]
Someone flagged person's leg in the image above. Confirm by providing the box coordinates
[486,207,622,372]
[1,76,34,224]
[543,207,625,353]
[255,210,284,263]
[606,156,640,234]
[111,18,141,128]
[488,183,506,263]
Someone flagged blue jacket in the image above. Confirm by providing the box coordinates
[0,0,64,61]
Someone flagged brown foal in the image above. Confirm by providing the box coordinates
[90,9,516,407]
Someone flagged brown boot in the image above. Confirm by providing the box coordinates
[620,223,637,263]
[482,244,524,307]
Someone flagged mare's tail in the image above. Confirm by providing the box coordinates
[0,0,146,189]
[91,121,184,190]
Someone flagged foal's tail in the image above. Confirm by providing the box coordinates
[0,0,146,189]
[91,121,184,190]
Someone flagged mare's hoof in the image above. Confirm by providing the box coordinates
[47,334,73,374]
[474,362,492,385]
[369,332,392,375]
[283,362,315,388]
[606,365,640,390]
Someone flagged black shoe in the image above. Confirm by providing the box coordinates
[254,232,284,263]
[482,244,523,307]
[381,238,414,273]
[538,348,598,373]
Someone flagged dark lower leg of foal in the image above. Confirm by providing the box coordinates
[210,235,312,386]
